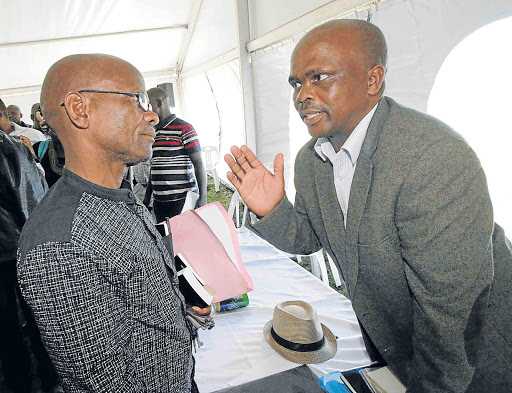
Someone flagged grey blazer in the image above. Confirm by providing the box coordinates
[251,97,512,392]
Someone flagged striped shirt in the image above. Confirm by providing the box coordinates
[314,104,378,227]
[151,115,201,202]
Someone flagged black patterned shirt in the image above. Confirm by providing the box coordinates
[17,170,195,392]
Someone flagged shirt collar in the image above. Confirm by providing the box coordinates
[162,114,177,128]
[61,169,136,204]
[314,103,379,163]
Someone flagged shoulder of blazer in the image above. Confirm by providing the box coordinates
[295,138,320,166]
[366,97,470,158]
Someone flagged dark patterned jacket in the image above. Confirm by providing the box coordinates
[18,170,196,392]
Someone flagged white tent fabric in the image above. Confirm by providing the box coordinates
[1,0,512,204]
[181,60,245,182]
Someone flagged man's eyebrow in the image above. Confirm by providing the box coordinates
[304,68,329,77]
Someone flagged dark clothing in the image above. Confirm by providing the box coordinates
[153,198,187,224]
[0,261,57,393]
[33,140,64,188]
[0,131,52,392]
[18,170,197,392]
[0,132,47,263]
[0,261,31,393]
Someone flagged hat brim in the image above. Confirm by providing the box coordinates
[263,320,337,364]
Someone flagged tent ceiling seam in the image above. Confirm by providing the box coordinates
[0,24,188,48]
[246,0,386,54]
[0,69,177,96]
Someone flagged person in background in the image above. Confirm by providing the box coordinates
[225,19,511,392]
[0,98,55,393]
[131,158,152,207]
[7,104,31,128]
[31,102,51,137]
[1,104,46,145]
[33,131,65,188]
[145,87,207,222]
[18,53,207,392]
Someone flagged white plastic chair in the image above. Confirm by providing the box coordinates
[201,145,220,192]
[325,253,342,287]
[297,251,329,285]
[297,250,342,287]
[227,191,248,229]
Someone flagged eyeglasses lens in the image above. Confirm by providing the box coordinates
[138,94,152,112]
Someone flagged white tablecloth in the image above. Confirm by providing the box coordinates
[194,229,371,392]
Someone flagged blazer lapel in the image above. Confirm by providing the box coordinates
[344,99,389,297]
[344,156,372,297]
[315,155,346,261]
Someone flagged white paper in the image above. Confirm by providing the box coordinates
[181,190,199,213]
[196,204,240,272]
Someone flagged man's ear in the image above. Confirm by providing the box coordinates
[368,64,385,96]
[63,92,89,129]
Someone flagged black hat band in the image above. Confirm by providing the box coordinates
[270,326,325,352]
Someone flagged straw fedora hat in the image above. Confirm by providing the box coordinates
[263,300,337,364]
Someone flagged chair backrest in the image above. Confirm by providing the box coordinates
[201,145,219,170]
[227,190,248,228]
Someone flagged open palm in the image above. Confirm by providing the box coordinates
[224,145,285,217]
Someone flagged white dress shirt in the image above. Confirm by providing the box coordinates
[314,104,378,227]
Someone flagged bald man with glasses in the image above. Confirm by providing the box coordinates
[17,54,205,393]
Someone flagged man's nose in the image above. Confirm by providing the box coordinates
[144,109,159,125]
[295,82,314,105]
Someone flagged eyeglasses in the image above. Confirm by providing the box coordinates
[60,89,152,112]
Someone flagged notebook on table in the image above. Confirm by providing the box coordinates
[213,365,324,393]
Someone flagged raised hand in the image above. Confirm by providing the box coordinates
[19,135,35,155]
[224,145,285,217]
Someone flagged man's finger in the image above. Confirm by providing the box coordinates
[240,145,263,170]
[191,305,211,316]
[224,153,237,169]
[231,145,253,173]
[273,153,285,185]
[224,151,247,180]
[226,171,241,191]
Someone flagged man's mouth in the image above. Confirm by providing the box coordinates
[301,111,325,125]
[142,128,156,141]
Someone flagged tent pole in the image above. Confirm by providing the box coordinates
[176,0,203,75]
[235,0,258,153]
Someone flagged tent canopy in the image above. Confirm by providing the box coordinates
[2,0,512,214]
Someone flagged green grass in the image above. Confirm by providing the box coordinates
[206,176,234,211]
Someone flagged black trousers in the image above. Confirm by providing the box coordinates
[0,261,57,392]
[153,199,187,224]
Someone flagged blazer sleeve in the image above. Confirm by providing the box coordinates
[248,193,323,256]
[395,137,494,392]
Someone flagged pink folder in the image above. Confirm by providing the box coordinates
[170,202,254,303]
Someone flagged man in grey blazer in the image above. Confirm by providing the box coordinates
[225,20,511,392]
